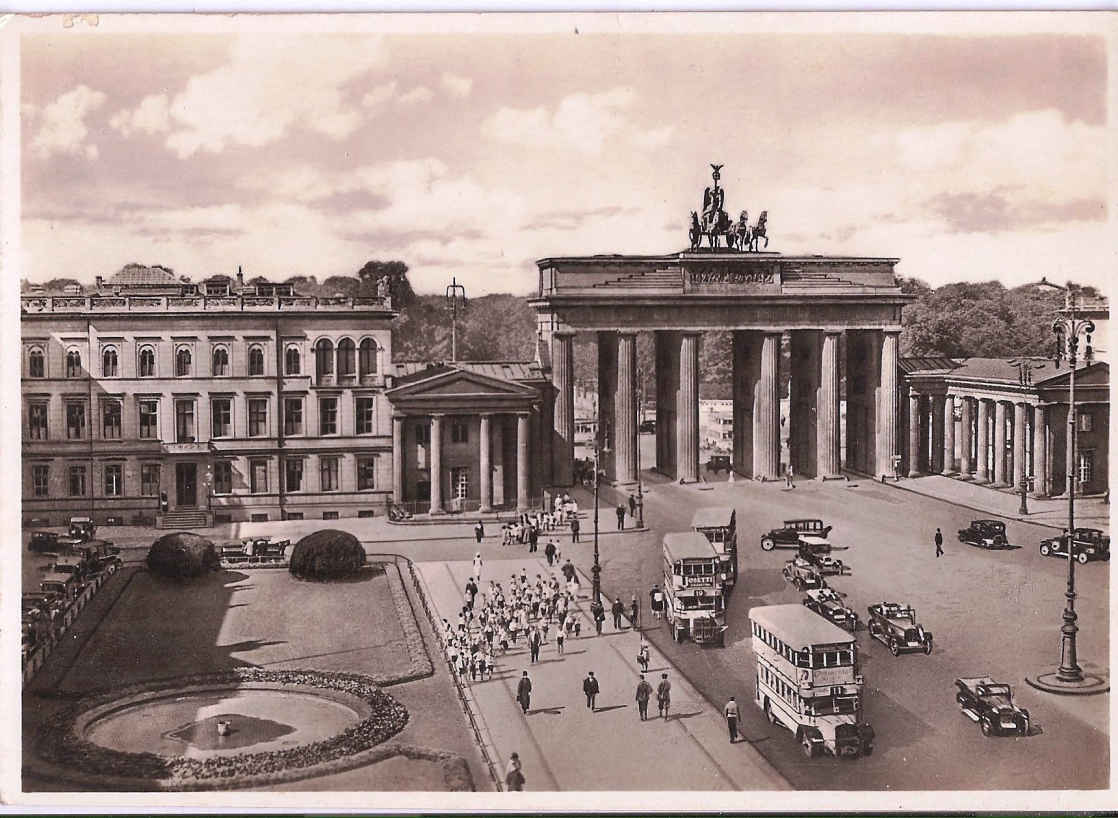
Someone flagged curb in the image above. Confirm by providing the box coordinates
[879,479,1073,531]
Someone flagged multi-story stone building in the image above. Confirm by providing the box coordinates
[21,265,395,527]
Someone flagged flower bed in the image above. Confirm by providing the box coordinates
[33,668,409,790]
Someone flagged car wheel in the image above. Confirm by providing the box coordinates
[956,693,968,708]
[923,638,933,655]
[889,639,899,657]
[1039,544,1050,556]
[980,718,993,737]
[1077,552,1089,565]
[761,538,775,551]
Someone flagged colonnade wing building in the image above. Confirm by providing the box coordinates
[531,251,913,486]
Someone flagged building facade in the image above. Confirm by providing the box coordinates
[21,267,396,527]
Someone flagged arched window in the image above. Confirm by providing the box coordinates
[248,345,265,376]
[66,349,82,378]
[139,346,156,377]
[359,338,378,376]
[211,346,229,376]
[176,347,193,377]
[102,346,119,377]
[28,347,45,378]
[337,338,356,377]
[315,339,334,379]
[285,345,301,375]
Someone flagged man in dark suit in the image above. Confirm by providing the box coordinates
[517,671,532,714]
[583,671,600,711]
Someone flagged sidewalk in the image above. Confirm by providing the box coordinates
[884,474,1110,530]
[416,556,788,792]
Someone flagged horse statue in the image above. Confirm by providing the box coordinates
[733,210,751,252]
[688,211,702,251]
[749,210,769,252]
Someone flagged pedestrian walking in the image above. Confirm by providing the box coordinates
[570,516,580,543]
[785,463,795,489]
[473,552,484,581]
[611,597,625,629]
[544,540,556,566]
[637,638,650,673]
[583,671,600,711]
[934,527,944,558]
[591,600,605,635]
[555,628,565,655]
[505,752,525,791]
[528,525,539,553]
[724,696,740,743]
[657,673,672,719]
[635,674,653,721]
[650,584,664,620]
[529,627,542,663]
[474,520,485,544]
[630,594,639,629]
[517,671,532,714]
[616,504,626,530]
[628,493,637,518]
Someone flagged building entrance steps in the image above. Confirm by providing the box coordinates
[415,556,788,792]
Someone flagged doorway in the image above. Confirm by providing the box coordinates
[175,462,197,507]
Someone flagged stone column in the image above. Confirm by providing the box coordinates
[790,331,820,478]
[655,331,679,479]
[615,331,638,484]
[732,331,759,478]
[1033,404,1048,497]
[959,397,973,476]
[993,401,1008,486]
[942,394,956,475]
[930,395,945,474]
[907,392,923,477]
[1013,402,1027,489]
[552,332,575,487]
[516,412,530,511]
[429,414,444,514]
[817,331,842,479]
[597,332,618,482]
[975,399,990,483]
[754,332,781,480]
[677,332,700,483]
[392,415,405,504]
[876,331,899,478]
[479,413,492,512]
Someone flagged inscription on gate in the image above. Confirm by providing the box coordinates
[682,261,781,294]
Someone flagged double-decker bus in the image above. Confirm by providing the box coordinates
[748,603,874,758]
[691,506,738,592]
[663,532,727,646]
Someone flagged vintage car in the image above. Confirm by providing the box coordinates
[80,539,123,574]
[28,530,83,553]
[801,587,858,631]
[866,602,933,656]
[40,572,81,601]
[761,519,833,551]
[1039,528,1110,564]
[955,677,1030,737]
[782,556,828,590]
[706,454,732,474]
[957,519,1011,549]
[639,419,656,434]
[797,536,850,576]
[68,516,97,542]
[219,536,291,564]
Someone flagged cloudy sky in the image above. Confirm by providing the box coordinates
[19,17,1111,295]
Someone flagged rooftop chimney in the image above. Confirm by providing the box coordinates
[236,265,244,288]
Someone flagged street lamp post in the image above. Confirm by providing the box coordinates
[591,418,611,609]
[445,277,467,363]
[1028,290,1107,694]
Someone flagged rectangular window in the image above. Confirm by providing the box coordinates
[319,398,338,435]
[175,401,195,442]
[451,466,469,500]
[139,400,159,439]
[141,463,161,496]
[415,423,431,444]
[104,464,123,496]
[1078,450,1094,485]
[211,398,232,438]
[68,465,87,497]
[285,458,304,492]
[1078,412,1094,432]
[66,403,86,440]
[250,459,268,494]
[357,456,376,491]
[102,400,122,439]
[451,419,468,443]
[356,397,375,435]
[283,398,303,436]
[320,456,339,491]
[29,403,48,440]
[214,461,232,495]
[248,398,268,437]
[32,464,49,497]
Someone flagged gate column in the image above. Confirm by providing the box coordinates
[1032,405,1048,497]
[817,331,842,479]
[942,394,957,475]
[753,332,781,480]
[876,330,899,479]
[907,392,923,477]
[959,397,973,476]
[976,399,991,482]
[615,331,638,484]
[993,400,1008,486]
[551,332,575,487]
[1013,402,1028,490]
[677,332,700,483]
[597,331,618,482]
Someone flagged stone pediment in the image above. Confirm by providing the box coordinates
[386,366,538,414]
[1036,361,1109,389]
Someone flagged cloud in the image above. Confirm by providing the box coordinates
[109,93,171,137]
[925,191,1106,234]
[29,84,106,160]
[440,72,473,98]
[398,86,434,105]
[361,80,397,109]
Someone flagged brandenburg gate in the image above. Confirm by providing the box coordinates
[530,166,914,486]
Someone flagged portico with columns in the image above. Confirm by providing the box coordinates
[532,252,912,486]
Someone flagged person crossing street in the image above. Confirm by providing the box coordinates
[583,670,600,711]
[635,674,653,721]
[517,671,532,714]
[723,696,740,743]
[657,673,672,719]
[934,527,944,558]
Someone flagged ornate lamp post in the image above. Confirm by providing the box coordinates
[591,416,611,608]
[1028,291,1107,695]
[445,277,467,363]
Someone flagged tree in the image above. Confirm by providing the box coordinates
[356,260,415,306]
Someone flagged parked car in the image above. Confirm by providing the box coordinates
[706,454,732,474]
[801,587,858,631]
[957,520,1011,549]
[955,677,1030,737]
[220,536,291,564]
[68,516,97,542]
[782,557,827,590]
[866,602,933,656]
[28,530,82,553]
[639,419,656,434]
[80,539,123,574]
[40,572,81,601]
[1039,528,1110,564]
[761,519,833,551]
[797,536,850,576]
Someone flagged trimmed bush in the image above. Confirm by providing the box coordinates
[289,529,366,580]
[146,532,219,579]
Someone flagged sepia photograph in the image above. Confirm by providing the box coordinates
[3,10,1113,811]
